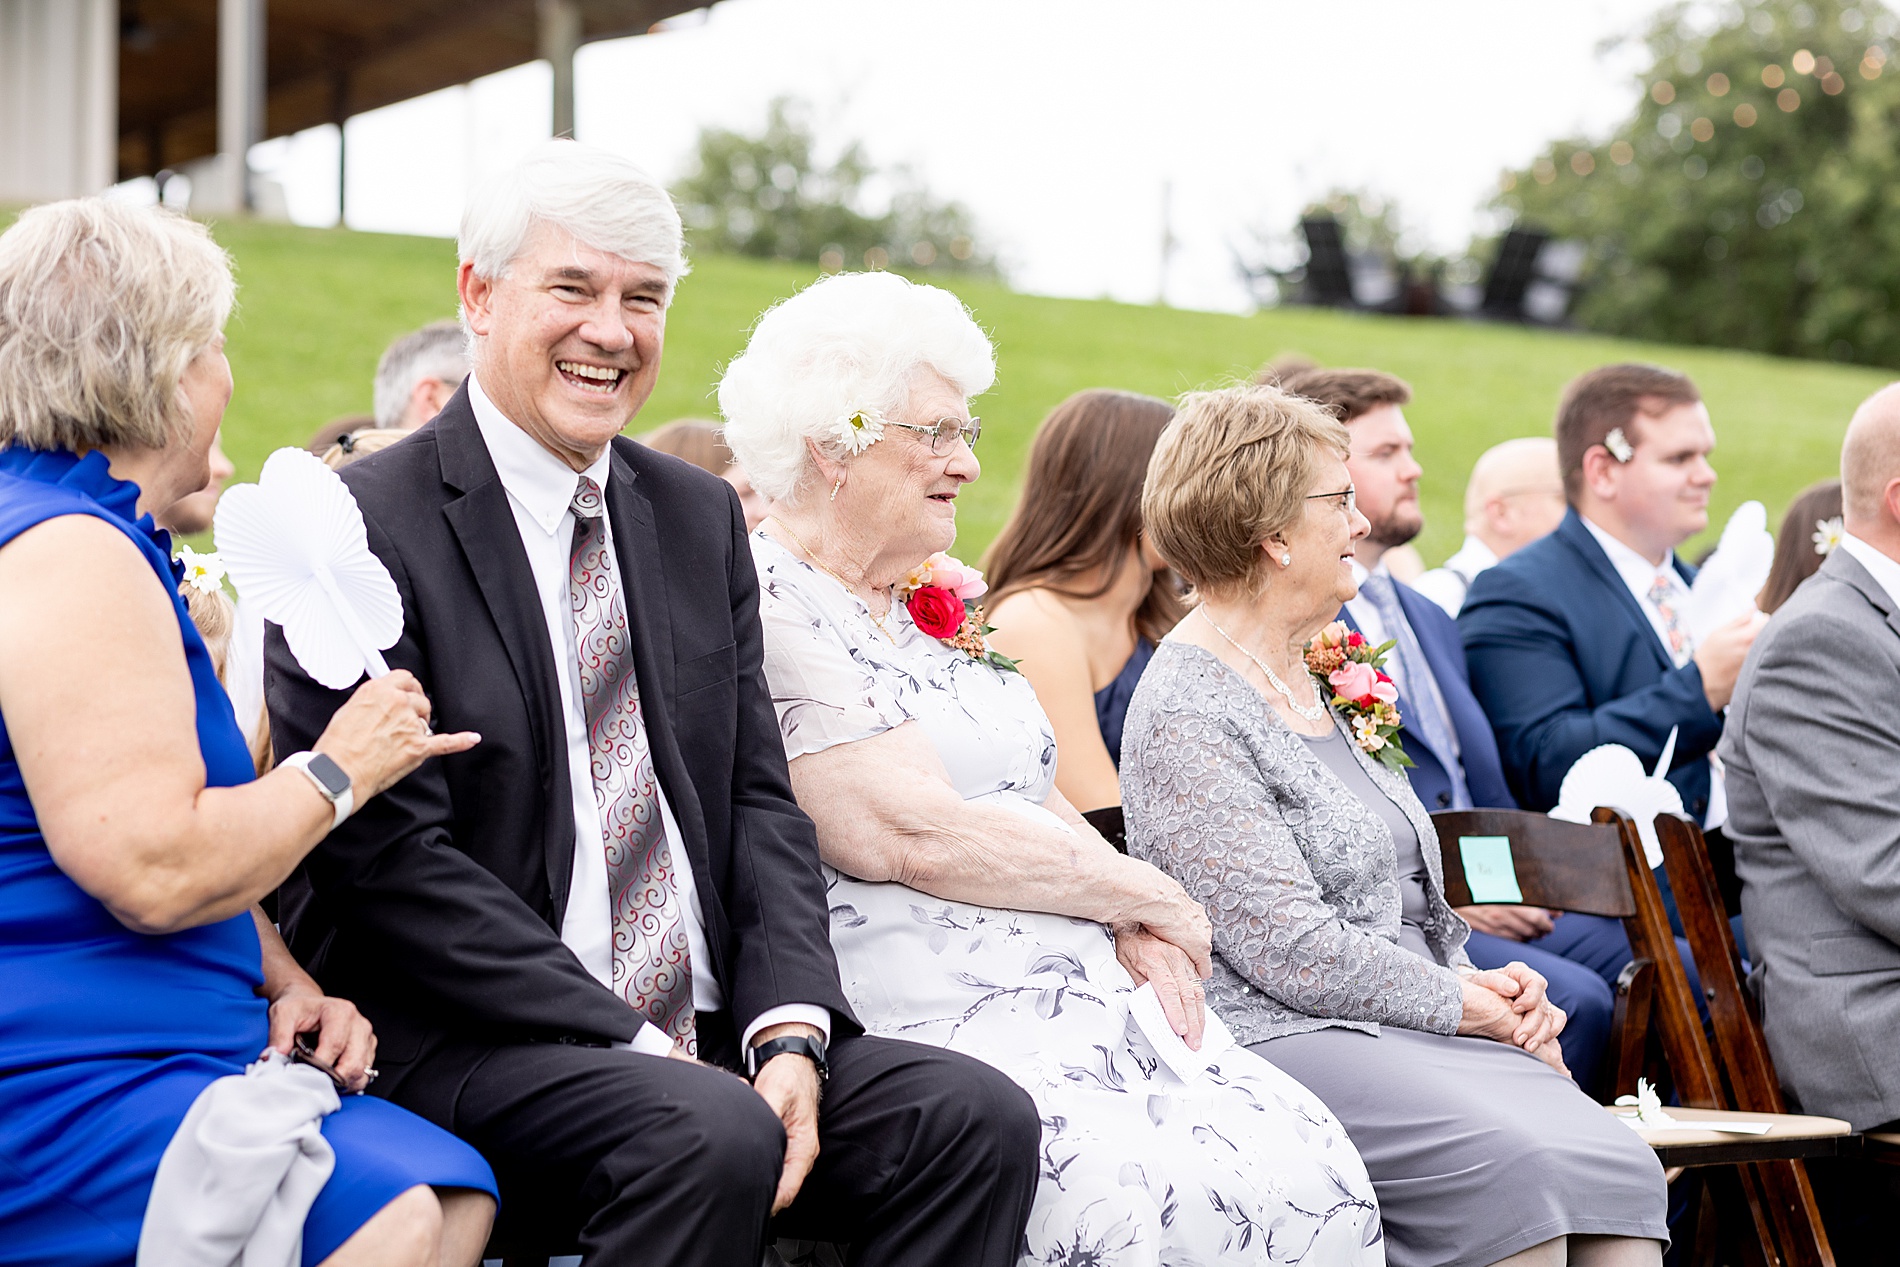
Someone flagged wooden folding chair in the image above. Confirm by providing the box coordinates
[1432,809,1656,1100]
[1433,809,1848,1266]
[1614,809,1845,1267]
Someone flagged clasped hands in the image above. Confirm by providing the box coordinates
[1457,961,1569,1076]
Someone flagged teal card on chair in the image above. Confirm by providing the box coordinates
[1459,835,1524,904]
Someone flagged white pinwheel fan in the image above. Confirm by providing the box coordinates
[1683,500,1774,644]
[214,448,402,690]
[1548,728,1683,869]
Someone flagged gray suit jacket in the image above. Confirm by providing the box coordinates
[1720,546,1900,1129]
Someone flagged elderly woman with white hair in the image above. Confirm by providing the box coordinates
[0,199,497,1266]
[722,271,1383,1267]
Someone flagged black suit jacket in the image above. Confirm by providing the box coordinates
[268,388,855,1110]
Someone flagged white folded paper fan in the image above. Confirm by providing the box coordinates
[214,447,403,690]
[1548,728,1683,870]
[1683,499,1774,644]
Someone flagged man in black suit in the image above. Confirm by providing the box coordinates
[267,139,1038,1265]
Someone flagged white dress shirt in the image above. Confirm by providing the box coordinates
[1579,516,1695,669]
[1840,533,1900,608]
[469,375,829,1056]
[1578,514,1726,829]
[1412,535,1499,618]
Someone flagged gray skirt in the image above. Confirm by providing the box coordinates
[1251,1025,1668,1267]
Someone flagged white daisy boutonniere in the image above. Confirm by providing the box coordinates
[830,408,887,455]
[1813,515,1843,557]
[178,544,227,596]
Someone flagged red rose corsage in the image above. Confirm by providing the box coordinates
[897,552,1020,674]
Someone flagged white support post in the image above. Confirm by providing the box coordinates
[0,0,117,202]
[204,0,266,213]
[539,0,581,138]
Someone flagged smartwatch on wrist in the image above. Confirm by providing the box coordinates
[746,1033,828,1083]
[283,751,354,828]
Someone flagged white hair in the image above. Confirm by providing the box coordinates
[458,139,689,290]
[373,320,469,427]
[718,272,995,504]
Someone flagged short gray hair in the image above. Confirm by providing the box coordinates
[458,138,688,291]
[718,272,995,504]
[373,320,469,427]
[0,198,233,452]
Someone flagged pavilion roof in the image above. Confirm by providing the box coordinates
[116,0,694,179]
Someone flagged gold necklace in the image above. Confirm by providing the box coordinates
[767,516,897,643]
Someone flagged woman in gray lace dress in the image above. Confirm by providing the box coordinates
[1121,384,1667,1267]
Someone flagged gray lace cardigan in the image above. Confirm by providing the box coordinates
[1122,640,1473,1045]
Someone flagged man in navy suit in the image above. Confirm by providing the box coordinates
[1274,364,1615,1089]
[1461,362,1765,988]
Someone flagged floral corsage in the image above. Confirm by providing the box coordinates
[896,552,1020,674]
[1303,620,1412,771]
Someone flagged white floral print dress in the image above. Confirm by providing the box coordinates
[752,533,1384,1267]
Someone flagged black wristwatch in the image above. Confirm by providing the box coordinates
[746,1033,829,1083]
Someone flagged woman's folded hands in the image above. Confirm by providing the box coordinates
[1457,962,1570,1077]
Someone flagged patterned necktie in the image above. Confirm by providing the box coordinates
[568,476,695,1052]
[1646,573,1693,666]
[1359,572,1471,810]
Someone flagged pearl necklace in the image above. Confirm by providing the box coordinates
[767,517,897,643]
[1199,608,1327,722]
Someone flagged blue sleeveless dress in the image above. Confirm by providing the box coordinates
[1091,637,1154,769]
[0,448,495,1267]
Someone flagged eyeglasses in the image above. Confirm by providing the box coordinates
[886,417,982,454]
[1306,486,1357,515]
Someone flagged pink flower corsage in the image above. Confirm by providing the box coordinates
[1304,620,1412,772]
[896,552,1020,674]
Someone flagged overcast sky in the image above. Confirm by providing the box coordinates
[241,0,1668,311]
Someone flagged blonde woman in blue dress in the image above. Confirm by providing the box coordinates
[720,271,1382,1267]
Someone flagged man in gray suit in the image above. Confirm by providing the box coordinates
[1721,382,1900,1135]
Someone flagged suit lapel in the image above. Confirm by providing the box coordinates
[1555,511,1676,674]
[435,402,576,914]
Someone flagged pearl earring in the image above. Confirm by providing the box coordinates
[1280,553,1292,566]
[830,477,844,502]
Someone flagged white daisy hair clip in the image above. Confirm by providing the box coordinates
[1813,515,1843,557]
[178,544,227,596]
[829,408,887,456]
[1603,427,1635,463]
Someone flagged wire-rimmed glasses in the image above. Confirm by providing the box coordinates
[886,417,982,454]
[1305,486,1357,516]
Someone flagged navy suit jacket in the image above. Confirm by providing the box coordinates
[1340,576,1517,811]
[1458,508,1722,815]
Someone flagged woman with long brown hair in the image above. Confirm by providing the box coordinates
[1758,478,1843,614]
[985,389,1185,813]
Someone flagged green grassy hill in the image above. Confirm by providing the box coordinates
[122,219,1900,562]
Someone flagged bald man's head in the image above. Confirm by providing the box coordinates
[1841,382,1900,531]
[1463,437,1566,557]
